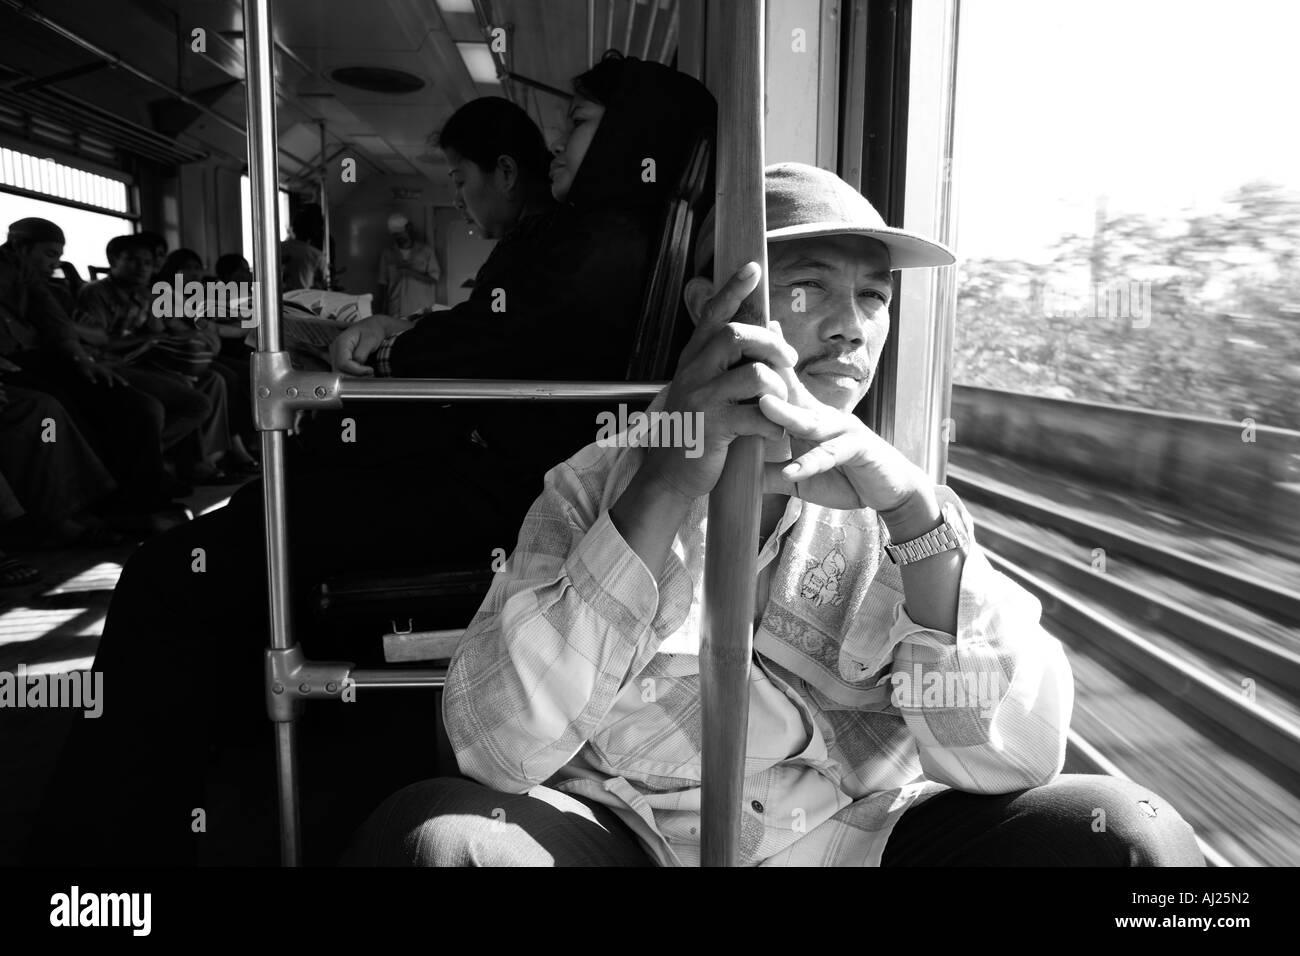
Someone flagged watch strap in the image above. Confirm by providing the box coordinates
[884,502,968,565]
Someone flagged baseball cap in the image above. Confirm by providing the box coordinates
[386,213,409,233]
[695,162,955,273]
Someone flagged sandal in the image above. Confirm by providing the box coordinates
[0,556,42,587]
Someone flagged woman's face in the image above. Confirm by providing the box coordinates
[444,147,518,240]
[549,95,606,202]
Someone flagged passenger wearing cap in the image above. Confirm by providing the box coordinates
[347,163,1204,868]
[376,213,441,317]
[0,217,190,511]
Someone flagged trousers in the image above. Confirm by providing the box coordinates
[342,773,1206,867]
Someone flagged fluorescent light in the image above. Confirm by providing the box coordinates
[437,0,478,12]
[456,42,500,84]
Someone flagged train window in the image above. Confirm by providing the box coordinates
[946,0,1300,869]
[0,146,133,272]
[239,173,293,263]
[952,0,1300,429]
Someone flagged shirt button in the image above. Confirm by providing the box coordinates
[751,800,765,814]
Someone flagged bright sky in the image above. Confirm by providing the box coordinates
[954,0,1300,262]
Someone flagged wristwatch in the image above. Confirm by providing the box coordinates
[884,501,968,565]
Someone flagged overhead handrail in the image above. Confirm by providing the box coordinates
[699,0,768,868]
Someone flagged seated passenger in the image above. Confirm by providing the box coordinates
[345,164,1206,868]
[215,253,253,285]
[0,218,188,512]
[209,252,260,467]
[30,56,717,867]
[0,376,120,547]
[77,241,239,484]
[281,208,327,291]
[155,247,258,477]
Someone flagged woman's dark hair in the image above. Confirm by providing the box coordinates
[158,248,203,277]
[438,97,552,181]
[572,49,629,106]
[560,51,717,212]
[215,253,249,281]
[291,204,323,244]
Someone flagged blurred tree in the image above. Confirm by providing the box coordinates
[953,181,1300,429]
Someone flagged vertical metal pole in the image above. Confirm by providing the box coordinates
[241,0,301,867]
[588,0,596,66]
[641,0,662,60]
[700,0,767,868]
[318,120,330,289]
[623,0,637,54]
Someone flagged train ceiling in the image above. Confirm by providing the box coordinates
[0,0,679,188]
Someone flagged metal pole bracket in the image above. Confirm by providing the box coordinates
[252,351,345,431]
[265,645,355,722]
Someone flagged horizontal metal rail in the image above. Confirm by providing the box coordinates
[350,667,447,689]
[975,515,1300,696]
[950,469,1300,623]
[986,550,1300,780]
[338,378,666,402]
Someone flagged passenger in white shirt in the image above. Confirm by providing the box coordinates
[377,213,441,317]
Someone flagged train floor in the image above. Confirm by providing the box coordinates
[949,445,1300,866]
[0,482,244,866]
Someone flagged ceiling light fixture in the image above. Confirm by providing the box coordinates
[455,42,500,85]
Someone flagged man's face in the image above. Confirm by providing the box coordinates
[549,95,605,203]
[23,241,64,278]
[391,228,412,250]
[767,235,893,412]
[445,147,515,240]
[113,247,153,287]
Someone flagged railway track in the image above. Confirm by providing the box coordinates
[949,462,1300,867]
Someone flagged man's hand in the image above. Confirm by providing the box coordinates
[757,332,929,515]
[329,313,413,376]
[77,359,129,388]
[636,262,795,503]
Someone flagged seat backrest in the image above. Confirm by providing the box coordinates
[625,135,714,381]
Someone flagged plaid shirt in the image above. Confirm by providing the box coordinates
[445,407,1073,867]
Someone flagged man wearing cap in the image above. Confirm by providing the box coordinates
[0,217,188,511]
[376,213,441,317]
[349,163,1204,868]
